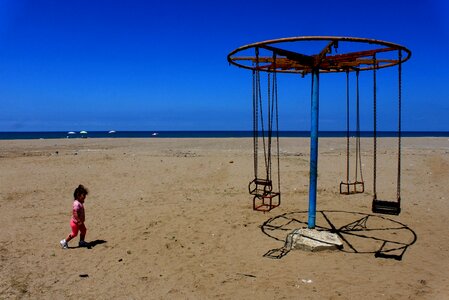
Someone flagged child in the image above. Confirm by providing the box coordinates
[60,185,89,249]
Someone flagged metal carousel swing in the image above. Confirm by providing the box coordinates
[228,36,410,221]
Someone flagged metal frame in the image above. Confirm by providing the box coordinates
[227,36,411,228]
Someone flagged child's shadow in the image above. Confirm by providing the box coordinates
[79,239,107,249]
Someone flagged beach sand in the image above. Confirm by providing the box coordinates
[1,137,448,299]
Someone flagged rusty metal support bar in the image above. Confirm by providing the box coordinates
[258,44,315,67]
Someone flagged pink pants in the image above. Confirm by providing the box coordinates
[70,219,87,238]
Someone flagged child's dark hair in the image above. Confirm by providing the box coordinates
[74,184,89,199]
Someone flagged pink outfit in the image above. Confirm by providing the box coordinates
[70,219,86,238]
[70,200,86,238]
[71,200,85,224]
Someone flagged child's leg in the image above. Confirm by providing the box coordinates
[79,224,87,241]
[66,220,79,242]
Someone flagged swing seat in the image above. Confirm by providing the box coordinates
[340,181,364,195]
[248,178,273,195]
[372,199,401,215]
[253,192,280,212]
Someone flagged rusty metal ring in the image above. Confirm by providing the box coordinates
[227,36,411,74]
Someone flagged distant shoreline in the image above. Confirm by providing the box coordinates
[0,130,448,140]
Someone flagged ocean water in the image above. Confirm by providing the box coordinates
[0,131,448,140]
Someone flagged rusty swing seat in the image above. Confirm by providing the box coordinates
[372,198,401,215]
[371,51,403,216]
[245,49,281,212]
[340,181,365,195]
[248,178,273,195]
[339,70,365,195]
[249,177,280,212]
[253,190,280,212]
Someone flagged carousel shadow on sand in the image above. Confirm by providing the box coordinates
[261,210,417,261]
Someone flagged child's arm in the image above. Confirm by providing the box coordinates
[73,206,84,224]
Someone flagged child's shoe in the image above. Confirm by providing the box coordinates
[79,240,89,248]
[60,239,68,249]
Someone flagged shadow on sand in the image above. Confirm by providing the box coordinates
[85,239,107,249]
[261,210,417,261]
[69,239,107,250]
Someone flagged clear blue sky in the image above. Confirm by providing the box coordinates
[0,0,448,131]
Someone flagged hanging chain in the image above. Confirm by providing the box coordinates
[373,54,377,200]
[263,72,271,180]
[267,69,272,182]
[355,69,364,183]
[257,55,267,181]
[253,48,260,179]
[253,69,258,179]
[397,50,402,200]
[273,54,281,195]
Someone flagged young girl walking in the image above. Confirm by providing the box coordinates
[60,185,89,249]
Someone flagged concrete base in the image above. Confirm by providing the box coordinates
[287,228,343,252]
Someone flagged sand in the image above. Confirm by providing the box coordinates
[0,137,448,299]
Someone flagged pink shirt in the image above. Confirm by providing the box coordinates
[71,200,85,224]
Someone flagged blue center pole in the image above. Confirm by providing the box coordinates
[308,69,319,229]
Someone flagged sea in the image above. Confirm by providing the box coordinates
[0,131,448,140]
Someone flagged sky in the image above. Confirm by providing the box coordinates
[0,0,448,132]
